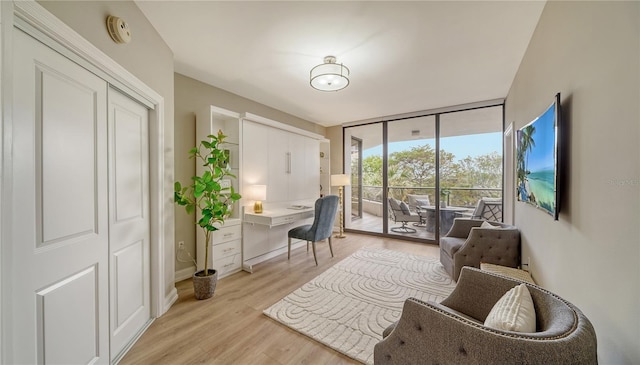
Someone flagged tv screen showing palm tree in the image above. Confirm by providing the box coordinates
[516,93,561,220]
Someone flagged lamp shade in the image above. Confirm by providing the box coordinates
[310,56,350,92]
[249,184,267,201]
[331,174,350,186]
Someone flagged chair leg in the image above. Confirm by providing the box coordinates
[306,240,309,252]
[328,237,334,258]
[288,237,292,260]
[311,241,318,266]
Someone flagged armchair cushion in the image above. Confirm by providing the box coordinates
[388,198,402,212]
[484,283,536,333]
[481,220,499,229]
[399,201,411,215]
[407,194,430,211]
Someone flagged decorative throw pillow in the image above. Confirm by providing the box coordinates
[415,198,430,207]
[484,283,536,333]
[481,221,498,229]
[399,201,411,215]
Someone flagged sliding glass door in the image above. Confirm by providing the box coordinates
[343,124,383,233]
[351,137,363,220]
[343,103,504,243]
[387,116,436,240]
[438,106,503,237]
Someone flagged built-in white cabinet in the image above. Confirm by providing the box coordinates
[196,218,242,277]
[240,113,324,270]
[245,122,319,203]
[195,106,243,278]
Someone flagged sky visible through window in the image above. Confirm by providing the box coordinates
[363,132,502,161]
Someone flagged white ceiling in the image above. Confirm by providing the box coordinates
[135,1,545,127]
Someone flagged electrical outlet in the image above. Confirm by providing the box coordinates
[178,241,185,249]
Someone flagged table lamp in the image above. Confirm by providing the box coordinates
[250,184,267,214]
[331,174,350,238]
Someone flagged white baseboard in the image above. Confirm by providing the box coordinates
[162,288,178,316]
[175,266,196,283]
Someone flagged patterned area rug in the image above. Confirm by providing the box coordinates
[263,247,456,364]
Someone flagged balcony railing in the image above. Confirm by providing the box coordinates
[357,185,501,209]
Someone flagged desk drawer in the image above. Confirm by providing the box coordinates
[271,211,314,226]
[214,253,241,277]
[271,215,298,226]
[213,239,241,259]
[213,224,242,244]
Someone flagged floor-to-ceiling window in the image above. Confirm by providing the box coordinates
[386,116,436,240]
[343,123,383,233]
[438,106,503,238]
[344,102,504,243]
[351,137,363,220]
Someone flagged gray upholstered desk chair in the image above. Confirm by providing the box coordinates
[287,195,339,265]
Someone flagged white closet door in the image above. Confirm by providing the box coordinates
[108,88,151,359]
[304,138,320,200]
[242,120,269,187]
[288,134,306,201]
[10,29,109,364]
[267,127,290,202]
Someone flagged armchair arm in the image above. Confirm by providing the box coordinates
[445,218,484,238]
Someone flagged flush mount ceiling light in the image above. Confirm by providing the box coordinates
[310,56,350,92]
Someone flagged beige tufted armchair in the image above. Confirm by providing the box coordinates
[440,218,520,281]
[374,267,598,365]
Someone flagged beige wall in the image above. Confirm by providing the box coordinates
[38,1,178,302]
[326,126,344,196]
[174,73,326,275]
[506,2,639,363]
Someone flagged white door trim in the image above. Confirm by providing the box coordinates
[503,122,515,225]
[1,1,176,360]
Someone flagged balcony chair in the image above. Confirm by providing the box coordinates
[287,195,339,266]
[458,197,503,222]
[440,218,520,281]
[388,197,422,233]
[374,267,598,365]
[406,194,431,212]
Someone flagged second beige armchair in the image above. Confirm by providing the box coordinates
[440,218,520,281]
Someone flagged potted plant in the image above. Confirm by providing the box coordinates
[174,130,241,300]
[440,189,450,208]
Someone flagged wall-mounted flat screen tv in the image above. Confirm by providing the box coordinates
[516,93,561,220]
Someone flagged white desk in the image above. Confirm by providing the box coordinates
[242,205,315,272]
[243,206,314,228]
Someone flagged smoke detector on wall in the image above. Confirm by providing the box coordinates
[107,15,132,44]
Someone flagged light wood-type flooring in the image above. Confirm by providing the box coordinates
[120,233,440,364]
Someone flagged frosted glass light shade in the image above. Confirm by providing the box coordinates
[310,56,350,92]
[331,174,350,186]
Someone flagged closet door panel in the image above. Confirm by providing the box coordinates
[108,88,151,359]
[10,29,109,364]
[242,121,269,189]
[267,127,289,202]
[288,134,306,201]
[304,137,320,200]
